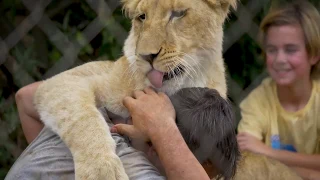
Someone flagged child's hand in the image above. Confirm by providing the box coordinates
[237,132,272,156]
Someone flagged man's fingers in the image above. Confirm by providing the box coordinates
[133,90,145,99]
[115,124,148,141]
[157,91,167,97]
[114,124,137,137]
[123,96,135,110]
[144,87,157,95]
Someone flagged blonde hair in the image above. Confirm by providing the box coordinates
[259,0,320,78]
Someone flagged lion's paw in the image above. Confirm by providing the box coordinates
[75,152,128,180]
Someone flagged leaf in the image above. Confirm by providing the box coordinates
[62,10,72,31]
[49,48,62,63]
[75,31,94,55]
[12,46,46,79]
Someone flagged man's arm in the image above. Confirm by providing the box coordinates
[115,88,210,180]
[15,82,44,143]
[149,118,210,180]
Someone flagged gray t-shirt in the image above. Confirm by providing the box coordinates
[5,109,165,180]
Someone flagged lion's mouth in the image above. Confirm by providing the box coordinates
[147,65,185,88]
[163,65,185,82]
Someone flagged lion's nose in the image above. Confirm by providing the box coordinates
[140,54,158,64]
[139,48,161,65]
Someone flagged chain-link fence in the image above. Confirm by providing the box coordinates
[0,0,319,178]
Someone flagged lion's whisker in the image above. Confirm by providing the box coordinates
[177,57,196,80]
[174,57,196,88]
[171,58,183,90]
[176,51,200,78]
[180,52,206,83]
[167,62,179,88]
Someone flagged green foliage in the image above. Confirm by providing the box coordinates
[12,46,46,79]
[0,91,25,179]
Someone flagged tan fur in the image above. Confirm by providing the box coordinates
[227,152,302,180]
[34,0,235,179]
[33,0,302,180]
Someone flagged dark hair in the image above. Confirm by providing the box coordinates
[170,87,240,180]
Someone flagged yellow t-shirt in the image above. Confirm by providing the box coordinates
[238,77,320,154]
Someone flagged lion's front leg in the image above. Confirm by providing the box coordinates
[66,108,128,180]
[34,78,128,180]
[70,111,128,180]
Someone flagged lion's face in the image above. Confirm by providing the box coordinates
[122,0,236,94]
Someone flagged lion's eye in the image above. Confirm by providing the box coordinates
[137,14,146,21]
[170,10,187,20]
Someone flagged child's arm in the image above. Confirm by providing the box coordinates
[291,166,320,180]
[238,132,320,171]
[266,148,320,171]
[15,82,44,144]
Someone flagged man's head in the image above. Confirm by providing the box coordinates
[119,87,240,179]
[170,87,240,180]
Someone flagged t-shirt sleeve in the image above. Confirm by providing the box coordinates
[237,88,269,141]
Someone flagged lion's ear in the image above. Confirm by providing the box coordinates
[225,0,238,10]
[204,0,238,13]
[121,0,141,18]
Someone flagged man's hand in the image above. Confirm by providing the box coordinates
[112,87,176,140]
[237,132,272,156]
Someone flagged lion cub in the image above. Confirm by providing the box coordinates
[33,0,237,179]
